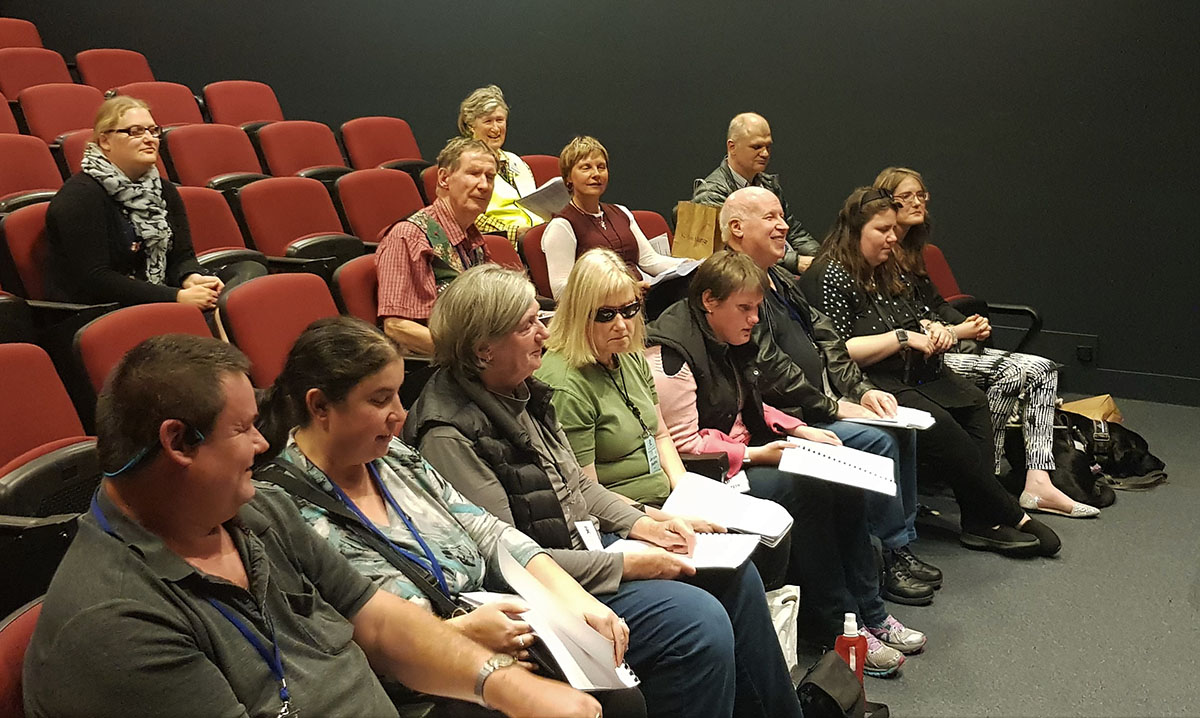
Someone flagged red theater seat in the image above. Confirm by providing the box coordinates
[331,253,377,323]
[0,17,42,49]
[17,83,104,144]
[0,47,70,98]
[203,80,284,130]
[114,81,203,127]
[0,135,61,212]
[74,303,213,393]
[218,273,339,386]
[74,49,154,90]
[334,168,423,243]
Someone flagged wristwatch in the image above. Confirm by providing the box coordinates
[894,328,909,349]
[475,653,517,707]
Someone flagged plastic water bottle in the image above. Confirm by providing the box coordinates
[833,612,866,684]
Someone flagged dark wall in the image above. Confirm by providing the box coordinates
[10,1,1199,402]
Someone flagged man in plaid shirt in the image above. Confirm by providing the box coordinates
[376,138,495,355]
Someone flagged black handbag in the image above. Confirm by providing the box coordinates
[797,652,889,718]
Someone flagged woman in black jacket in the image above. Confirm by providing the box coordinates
[46,95,231,307]
[800,187,1062,557]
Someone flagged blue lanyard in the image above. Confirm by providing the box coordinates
[326,463,451,598]
[89,492,294,716]
[206,599,292,716]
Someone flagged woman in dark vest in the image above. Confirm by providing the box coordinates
[799,187,1062,557]
[541,136,684,298]
[405,263,803,718]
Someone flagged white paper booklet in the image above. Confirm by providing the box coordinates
[779,438,897,496]
[646,232,671,256]
[647,258,703,287]
[605,532,760,570]
[841,406,936,430]
[493,549,639,691]
[514,177,570,218]
[660,472,792,548]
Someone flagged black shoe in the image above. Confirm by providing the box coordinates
[959,524,1040,556]
[881,552,934,606]
[1018,517,1062,556]
[893,545,943,588]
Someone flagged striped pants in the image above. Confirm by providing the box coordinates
[943,348,1059,472]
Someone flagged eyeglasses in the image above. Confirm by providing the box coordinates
[106,125,162,139]
[593,300,642,323]
[893,191,930,205]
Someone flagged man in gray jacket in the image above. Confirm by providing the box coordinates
[692,112,820,273]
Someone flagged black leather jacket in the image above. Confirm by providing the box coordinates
[692,158,820,272]
[757,265,878,420]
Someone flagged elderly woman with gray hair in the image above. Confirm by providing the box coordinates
[457,84,545,246]
[404,264,804,718]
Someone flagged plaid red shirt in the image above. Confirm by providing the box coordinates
[376,198,487,320]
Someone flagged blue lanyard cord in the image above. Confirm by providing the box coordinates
[89,492,293,714]
[206,599,290,707]
[327,463,451,598]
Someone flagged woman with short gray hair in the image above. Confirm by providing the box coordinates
[456,84,544,246]
[406,264,805,718]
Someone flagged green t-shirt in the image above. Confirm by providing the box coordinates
[536,350,672,506]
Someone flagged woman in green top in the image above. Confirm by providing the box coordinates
[535,249,687,510]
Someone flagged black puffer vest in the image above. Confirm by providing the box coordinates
[646,299,777,445]
[404,368,573,549]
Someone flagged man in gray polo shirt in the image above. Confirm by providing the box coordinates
[23,335,598,718]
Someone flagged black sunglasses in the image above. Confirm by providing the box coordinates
[593,300,642,323]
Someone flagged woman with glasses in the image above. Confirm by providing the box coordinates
[799,187,1064,556]
[542,136,684,298]
[405,262,804,718]
[872,167,1097,518]
[45,95,238,308]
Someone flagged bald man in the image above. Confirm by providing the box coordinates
[692,113,820,272]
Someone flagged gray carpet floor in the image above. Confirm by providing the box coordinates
[797,397,1200,717]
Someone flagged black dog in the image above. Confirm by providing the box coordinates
[1059,411,1167,488]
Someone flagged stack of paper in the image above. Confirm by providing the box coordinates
[661,472,793,548]
[515,177,570,218]
[482,550,639,691]
[647,258,703,287]
[779,438,897,496]
[841,405,935,430]
[604,532,761,570]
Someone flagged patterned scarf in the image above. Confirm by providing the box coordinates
[81,143,173,285]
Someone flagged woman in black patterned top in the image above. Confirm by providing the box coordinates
[799,187,1061,557]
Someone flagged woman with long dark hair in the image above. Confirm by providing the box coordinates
[799,187,1062,556]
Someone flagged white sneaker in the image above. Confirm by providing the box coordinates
[857,627,904,677]
[867,615,926,655]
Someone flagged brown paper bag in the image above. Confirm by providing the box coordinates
[1060,394,1124,423]
[672,201,723,260]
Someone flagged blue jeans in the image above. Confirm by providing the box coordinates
[816,421,919,551]
[598,545,802,718]
[746,460,887,645]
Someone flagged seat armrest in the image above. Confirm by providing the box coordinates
[206,172,270,194]
[986,302,1043,352]
[0,190,57,213]
[379,158,432,174]
[680,452,729,481]
[296,166,353,184]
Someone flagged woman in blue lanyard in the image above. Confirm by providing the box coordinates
[255,315,645,718]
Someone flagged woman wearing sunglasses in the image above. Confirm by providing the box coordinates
[872,167,1098,519]
[405,261,804,718]
[45,95,230,308]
